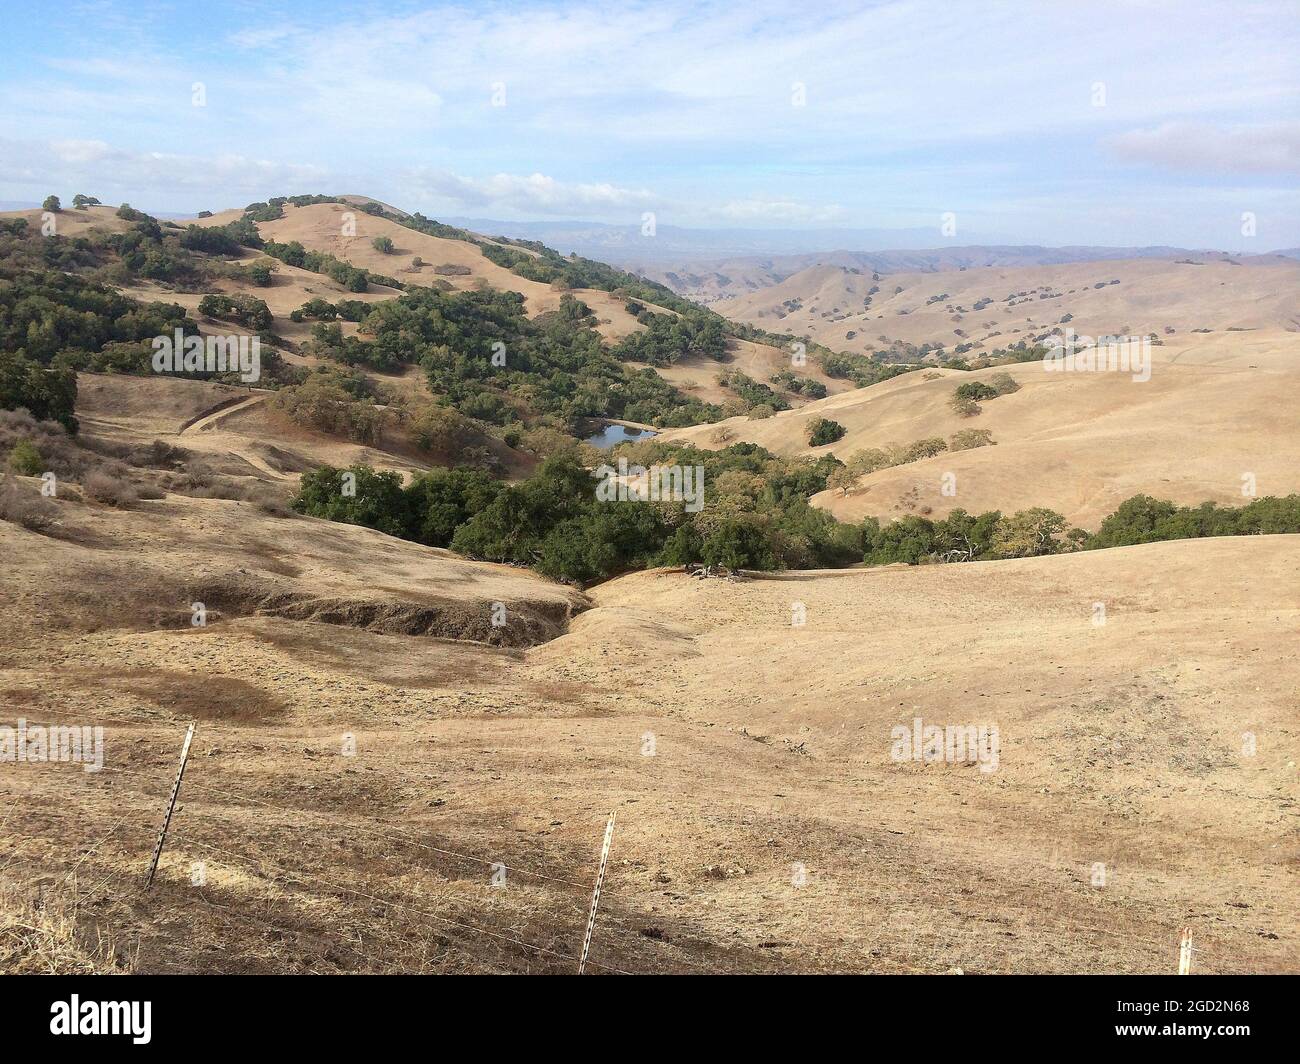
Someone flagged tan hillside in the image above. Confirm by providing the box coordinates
[3,475,1295,972]
[656,338,854,406]
[718,256,1300,357]
[5,192,1296,977]
[72,372,529,484]
[7,204,136,239]
[179,203,801,383]
[117,255,402,345]
[203,202,654,341]
[2,200,801,412]
[659,329,1300,529]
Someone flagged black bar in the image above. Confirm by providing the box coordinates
[3,974,1290,1051]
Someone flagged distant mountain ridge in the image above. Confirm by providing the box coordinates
[438,215,1285,303]
[617,246,1265,305]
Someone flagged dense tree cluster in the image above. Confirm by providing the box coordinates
[820,349,918,387]
[770,371,828,399]
[269,367,385,444]
[950,371,1020,416]
[1086,494,1300,549]
[292,442,859,585]
[862,507,1079,564]
[292,435,1300,588]
[290,297,370,323]
[197,293,273,330]
[0,351,78,432]
[300,283,722,430]
[260,239,398,294]
[0,267,191,364]
[718,369,790,411]
[613,308,727,366]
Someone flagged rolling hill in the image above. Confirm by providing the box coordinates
[717,255,1300,357]
[4,484,1295,972]
[659,328,1300,530]
[2,192,1297,975]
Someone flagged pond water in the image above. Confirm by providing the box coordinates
[584,423,658,449]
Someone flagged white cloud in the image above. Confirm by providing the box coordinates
[1107,122,1300,175]
[406,168,662,216]
[402,167,839,225]
[0,138,330,199]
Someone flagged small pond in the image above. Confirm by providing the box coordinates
[584,423,658,449]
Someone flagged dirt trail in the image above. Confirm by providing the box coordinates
[177,392,295,481]
[179,393,269,434]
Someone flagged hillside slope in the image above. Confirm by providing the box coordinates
[659,329,1300,529]
[5,509,1295,972]
[718,256,1300,357]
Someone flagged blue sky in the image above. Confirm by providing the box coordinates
[2,0,1298,248]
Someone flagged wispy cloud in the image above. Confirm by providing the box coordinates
[405,168,661,215]
[0,138,329,199]
[0,0,1296,243]
[1107,122,1300,176]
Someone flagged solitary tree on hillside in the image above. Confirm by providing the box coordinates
[806,417,847,447]
[42,195,61,212]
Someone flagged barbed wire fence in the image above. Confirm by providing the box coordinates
[1,711,1268,975]
[1,713,717,974]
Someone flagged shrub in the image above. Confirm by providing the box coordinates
[0,474,58,532]
[806,418,847,447]
[949,428,995,450]
[988,372,1020,396]
[954,381,999,401]
[372,236,395,254]
[7,439,44,476]
[0,410,96,478]
[83,471,138,508]
[247,262,275,287]
[270,371,385,444]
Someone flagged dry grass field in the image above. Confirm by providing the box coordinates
[1,201,1295,977]
[718,255,1300,355]
[2,480,1295,973]
[660,329,1300,530]
[198,202,667,342]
